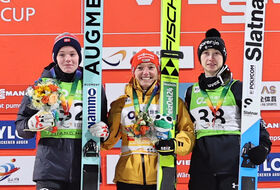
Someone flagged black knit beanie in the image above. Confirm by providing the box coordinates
[197,28,227,64]
[52,32,82,64]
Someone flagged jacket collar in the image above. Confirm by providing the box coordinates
[125,77,159,98]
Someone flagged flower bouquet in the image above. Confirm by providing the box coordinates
[24,78,62,133]
[125,111,157,142]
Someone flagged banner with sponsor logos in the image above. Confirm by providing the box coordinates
[259,153,280,182]
[265,117,280,146]
[0,156,35,185]
[0,120,36,149]
[0,0,81,33]
[102,46,194,70]
[261,82,280,110]
[176,155,191,184]
[0,85,28,114]
[0,0,279,85]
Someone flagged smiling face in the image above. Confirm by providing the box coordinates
[200,48,223,77]
[56,46,79,74]
[134,62,159,90]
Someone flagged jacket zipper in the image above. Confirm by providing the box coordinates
[141,154,146,185]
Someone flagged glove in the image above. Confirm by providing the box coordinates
[248,144,269,165]
[155,139,176,155]
[27,110,56,132]
[89,121,109,142]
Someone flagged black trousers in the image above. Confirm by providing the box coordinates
[117,182,157,190]
[36,180,80,190]
[188,173,238,190]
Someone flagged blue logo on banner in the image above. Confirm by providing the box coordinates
[0,120,36,149]
[258,153,280,182]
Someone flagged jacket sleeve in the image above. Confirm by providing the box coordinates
[175,98,195,156]
[184,85,192,112]
[184,85,195,122]
[15,95,37,139]
[231,81,272,152]
[260,119,272,154]
[101,86,108,125]
[232,81,272,156]
[230,80,242,110]
[101,96,125,150]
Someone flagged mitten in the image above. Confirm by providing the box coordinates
[248,144,269,165]
[89,121,109,141]
[155,139,176,155]
[27,110,55,132]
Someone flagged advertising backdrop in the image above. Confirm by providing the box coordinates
[0,0,279,189]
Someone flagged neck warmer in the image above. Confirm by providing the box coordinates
[198,73,222,90]
[54,65,76,82]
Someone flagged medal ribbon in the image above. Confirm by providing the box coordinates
[50,68,82,115]
[200,80,233,124]
[133,85,159,116]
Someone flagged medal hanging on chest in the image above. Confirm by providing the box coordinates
[200,80,232,126]
[128,86,158,138]
[51,68,82,123]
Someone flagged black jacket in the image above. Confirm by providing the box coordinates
[185,80,271,176]
[16,62,108,182]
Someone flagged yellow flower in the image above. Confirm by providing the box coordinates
[48,93,58,105]
[26,78,62,111]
